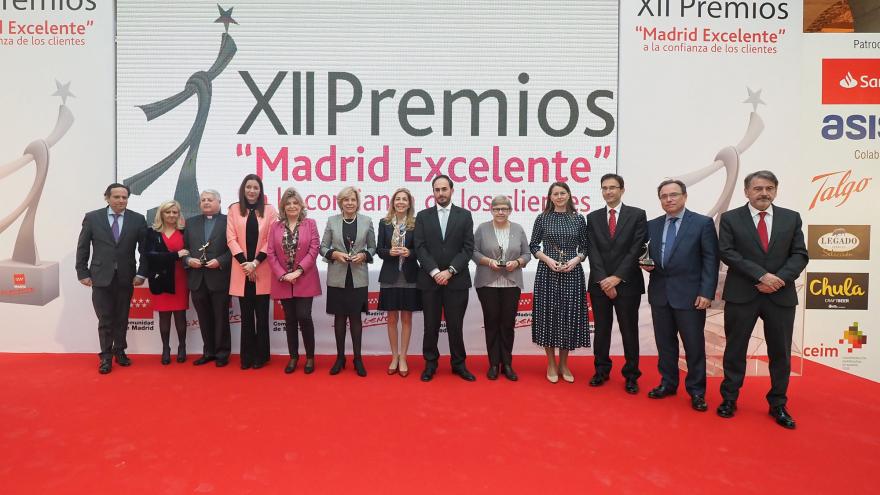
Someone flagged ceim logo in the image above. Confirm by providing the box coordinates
[822,59,880,104]
[13,273,26,289]
[839,322,867,353]
[809,170,871,210]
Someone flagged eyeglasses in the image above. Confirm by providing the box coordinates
[601,186,621,191]
[491,207,511,212]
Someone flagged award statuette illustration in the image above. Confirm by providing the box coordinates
[123,5,238,221]
[0,81,74,305]
[638,240,654,267]
[198,241,211,267]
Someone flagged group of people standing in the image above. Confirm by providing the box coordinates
[75,169,808,429]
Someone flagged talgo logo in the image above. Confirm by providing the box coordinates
[840,72,858,89]
[809,170,871,210]
[822,59,880,104]
[839,321,867,353]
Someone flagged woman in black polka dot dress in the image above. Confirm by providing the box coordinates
[530,182,590,384]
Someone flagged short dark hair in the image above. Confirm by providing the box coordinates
[657,179,687,197]
[237,173,266,217]
[104,183,130,198]
[600,173,624,188]
[431,174,453,189]
[744,170,778,188]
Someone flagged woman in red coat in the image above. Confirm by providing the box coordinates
[227,174,277,370]
[267,187,322,374]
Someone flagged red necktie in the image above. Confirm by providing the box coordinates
[757,211,769,252]
[608,208,617,238]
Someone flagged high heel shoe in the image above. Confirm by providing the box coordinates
[546,366,559,384]
[354,358,367,377]
[284,356,299,374]
[561,369,575,383]
[387,355,399,375]
[304,358,315,374]
[176,345,186,363]
[161,347,171,365]
[398,357,409,378]
[329,357,346,375]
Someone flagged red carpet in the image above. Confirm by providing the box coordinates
[1,354,877,494]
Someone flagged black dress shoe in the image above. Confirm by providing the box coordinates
[420,367,436,382]
[452,367,476,382]
[115,352,132,367]
[284,357,299,374]
[215,359,229,368]
[161,347,171,365]
[625,380,639,395]
[717,400,737,418]
[193,356,215,366]
[304,358,315,374]
[240,362,252,370]
[252,362,264,370]
[589,374,609,387]
[176,346,186,363]
[98,359,112,374]
[487,365,499,380]
[691,395,708,412]
[647,385,676,399]
[329,357,346,375]
[769,405,796,429]
[353,358,367,377]
[502,364,518,382]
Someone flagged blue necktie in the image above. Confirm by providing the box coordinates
[662,217,678,267]
[111,214,121,243]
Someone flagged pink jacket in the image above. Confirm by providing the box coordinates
[226,203,278,297]
[266,218,322,299]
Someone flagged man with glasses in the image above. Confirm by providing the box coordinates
[586,174,647,394]
[641,179,719,412]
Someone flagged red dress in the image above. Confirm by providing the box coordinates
[152,230,190,312]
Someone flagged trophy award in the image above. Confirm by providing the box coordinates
[0,81,74,305]
[391,222,406,271]
[345,236,357,260]
[495,244,507,267]
[638,240,654,267]
[546,241,566,270]
[198,241,211,267]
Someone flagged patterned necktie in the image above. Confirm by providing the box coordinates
[662,217,678,267]
[608,208,617,238]
[757,211,769,252]
[111,213,121,242]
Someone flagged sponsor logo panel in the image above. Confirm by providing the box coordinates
[808,225,871,260]
[805,272,869,310]
[822,59,880,104]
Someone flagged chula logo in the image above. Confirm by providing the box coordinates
[808,276,866,297]
[840,72,858,89]
[809,170,871,210]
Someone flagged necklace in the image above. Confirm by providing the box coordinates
[342,216,356,224]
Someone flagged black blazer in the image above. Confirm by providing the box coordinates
[376,219,419,284]
[183,214,232,293]
[143,229,182,295]
[586,204,647,297]
[414,205,474,290]
[719,204,809,307]
[75,207,147,287]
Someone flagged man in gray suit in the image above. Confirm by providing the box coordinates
[184,190,232,367]
[76,183,147,374]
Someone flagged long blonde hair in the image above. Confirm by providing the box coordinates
[152,200,184,231]
[382,188,415,230]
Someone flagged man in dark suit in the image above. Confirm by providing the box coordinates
[586,174,648,394]
[184,189,233,367]
[642,179,719,411]
[414,175,475,382]
[76,183,148,374]
[717,171,808,429]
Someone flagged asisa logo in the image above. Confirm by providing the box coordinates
[820,114,880,140]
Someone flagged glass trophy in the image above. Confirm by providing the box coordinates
[638,240,654,267]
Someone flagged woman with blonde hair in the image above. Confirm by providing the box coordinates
[320,186,376,377]
[376,188,421,377]
[144,200,190,364]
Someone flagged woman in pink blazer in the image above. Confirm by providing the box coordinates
[267,187,322,374]
[227,174,278,370]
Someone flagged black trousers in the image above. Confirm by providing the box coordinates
[191,283,231,360]
[721,296,796,407]
[92,271,134,360]
[476,287,520,366]
[422,287,469,369]
[650,302,707,396]
[238,293,270,367]
[280,297,315,358]
[591,291,642,381]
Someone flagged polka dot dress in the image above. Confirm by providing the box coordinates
[529,212,590,350]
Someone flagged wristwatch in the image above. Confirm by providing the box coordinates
[448,266,458,275]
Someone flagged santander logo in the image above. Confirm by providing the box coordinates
[840,72,858,89]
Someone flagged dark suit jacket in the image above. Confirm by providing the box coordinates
[143,229,183,295]
[719,204,809,307]
[376,219,419,284]
[414,204,474,291]
[646,209,719,310]
[586,204,647,297]
[183,213,232,293]
[75,207,147,287]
